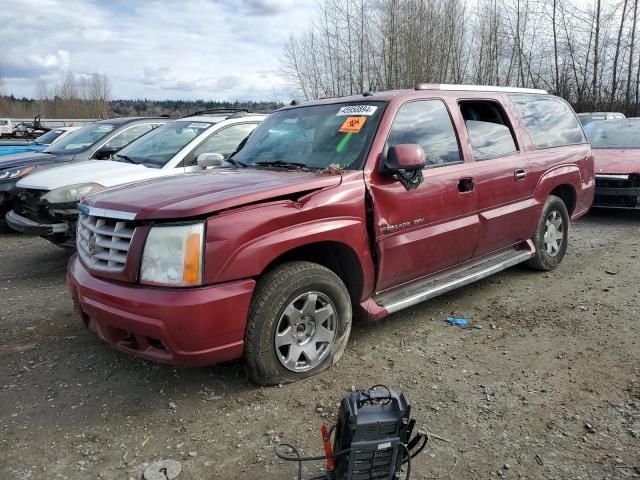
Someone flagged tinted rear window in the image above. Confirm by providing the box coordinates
[511,95,585,148]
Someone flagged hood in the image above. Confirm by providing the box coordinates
[85,168,343,220]
[593,149,640,175]
[0,152,72,171]
[16,160,172,190]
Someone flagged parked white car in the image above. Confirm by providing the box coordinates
[0,118,13,137]
[7,110,266,247]
[33,126,82,145]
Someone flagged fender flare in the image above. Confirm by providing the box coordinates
[533,164,581,205]
[210,216,376,297]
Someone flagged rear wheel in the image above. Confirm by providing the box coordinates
[527,195,569,271]
[244,261,352,386]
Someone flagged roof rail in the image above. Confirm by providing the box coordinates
[227,111,249,119]
[181,108,249,118]
[415,83,548,94]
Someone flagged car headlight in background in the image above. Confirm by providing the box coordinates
[140,223,204,287]
[0,167,34,181]
[41,183,105,204]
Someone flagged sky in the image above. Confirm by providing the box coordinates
[0,0,315,101]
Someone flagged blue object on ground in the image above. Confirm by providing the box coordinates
[446,317,469,327]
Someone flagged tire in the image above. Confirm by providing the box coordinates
[244,261,352,386]
[527,195,570,271]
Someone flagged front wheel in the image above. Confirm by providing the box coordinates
[527,195,570,271]
[244,261,352,386]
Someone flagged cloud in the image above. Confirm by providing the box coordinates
[243,0,296,16]
[0,0,314,101]
[27,50,71,71]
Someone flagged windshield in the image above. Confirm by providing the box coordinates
[232,102,385,170]
[34,129,65,145]
[114,120,214,167]
[584,120,640,149]
[45,123,117,155]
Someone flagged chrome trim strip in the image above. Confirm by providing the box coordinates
[592,204,640,210]
[85,206,137,220]
[382,251,534,314]
[439,84,548,95]
[595,174,630,180]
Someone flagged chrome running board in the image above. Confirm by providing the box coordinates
[375,246,534,314]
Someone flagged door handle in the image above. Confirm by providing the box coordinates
[458,177,474,193]
[514,169,527,181]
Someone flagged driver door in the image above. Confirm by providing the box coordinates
[367,100,480,292]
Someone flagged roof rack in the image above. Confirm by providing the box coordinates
[415,83,548,94]
[181,108,249,118]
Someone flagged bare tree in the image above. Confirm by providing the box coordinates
[609,0,628,106]
[626,0,638,107]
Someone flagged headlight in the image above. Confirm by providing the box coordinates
[41,183,105,204]
[140,223,204,287]
[0,167,34,181]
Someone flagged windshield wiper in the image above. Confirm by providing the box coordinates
[115,154,138,164]
[225,157,247,168]
[253,160,310,171]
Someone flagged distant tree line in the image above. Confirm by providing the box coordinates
[0,70,282,119]
[110,99,282,118]
[282,0,640,115]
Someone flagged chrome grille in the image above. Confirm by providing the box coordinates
[77,213,135,272]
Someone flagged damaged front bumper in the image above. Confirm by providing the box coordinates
[6,210,68,236]
[10,187,79,244]
[594,174,640,209]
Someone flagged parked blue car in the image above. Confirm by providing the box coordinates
[0,127,80,156]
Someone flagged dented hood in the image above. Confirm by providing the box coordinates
[593,149,640,175]
[85,168,342,220]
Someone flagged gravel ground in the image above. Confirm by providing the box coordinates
[1,209,639,480]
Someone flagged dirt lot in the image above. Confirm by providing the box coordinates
[1,210,639,480]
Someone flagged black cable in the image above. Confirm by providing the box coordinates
[409,434,429,459]
[401,443,412,480]
[403,432,429,463]
[274,443,350,480]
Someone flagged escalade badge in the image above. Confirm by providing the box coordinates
[88,233,97,254]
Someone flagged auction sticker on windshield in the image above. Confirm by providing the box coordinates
[186,123,211,129]
[339,116,367,133]
[336,105,378,116]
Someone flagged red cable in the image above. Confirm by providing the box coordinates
[320,424,335,472]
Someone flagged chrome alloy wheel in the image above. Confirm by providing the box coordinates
[543,210,565,257]
[274,291,337,372]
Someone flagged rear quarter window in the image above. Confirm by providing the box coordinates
[511,95,586,148]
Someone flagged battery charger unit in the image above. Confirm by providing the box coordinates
[275,386,429,480]
[333,386,412,480]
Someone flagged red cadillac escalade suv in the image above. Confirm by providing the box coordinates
[67,85,594,385]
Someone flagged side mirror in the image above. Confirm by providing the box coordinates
[382,144,426,190]
[93,145,119,160]
[197,153,225,169]
[384,144,426,172]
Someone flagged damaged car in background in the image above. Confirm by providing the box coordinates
[584,118,640,209]
[0,117,167,229]
[7,110,264,247]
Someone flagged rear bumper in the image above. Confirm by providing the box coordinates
[67,255,256,366]
[593,186,640,209]
[6,209,68,235]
